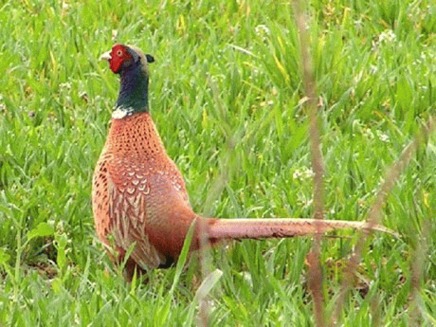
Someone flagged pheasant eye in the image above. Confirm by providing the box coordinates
[116,49,123,57]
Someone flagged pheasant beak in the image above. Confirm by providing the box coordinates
[99,50,112,61]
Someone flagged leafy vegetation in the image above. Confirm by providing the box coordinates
[0,0,434,325]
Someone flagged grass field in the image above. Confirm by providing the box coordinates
[0,0,435,325]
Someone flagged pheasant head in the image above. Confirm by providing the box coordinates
[100,44,155,118]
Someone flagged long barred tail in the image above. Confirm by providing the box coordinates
[206,218,397,241]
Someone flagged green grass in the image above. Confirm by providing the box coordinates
[0,0,434,325]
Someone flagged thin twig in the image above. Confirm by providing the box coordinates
[331,116,435,325]
[197,217,212,327]
[196,79,238,327]
[408,218,431,326]
[293,1,326,326]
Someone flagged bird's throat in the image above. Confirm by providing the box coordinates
[113,65,150,119]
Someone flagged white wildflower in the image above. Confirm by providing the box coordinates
[59,82,72,90]
[372,29,397,51]
[354,18,363,29]
[293,167,315,180]
[377,29,396,44]
[255,24,270,42]
[255,24,270,36]
[376,131,390,143]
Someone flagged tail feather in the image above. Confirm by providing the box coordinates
[207,218,397,241]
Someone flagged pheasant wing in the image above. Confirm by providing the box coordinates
[106,159,169,271]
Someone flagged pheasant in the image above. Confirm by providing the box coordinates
[93,44,391,281]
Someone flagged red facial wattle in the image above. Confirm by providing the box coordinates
[108,44,132,74]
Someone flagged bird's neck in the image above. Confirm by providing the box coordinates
[113,66,149,119]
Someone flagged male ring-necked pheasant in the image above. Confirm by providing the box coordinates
[93,44,390,281]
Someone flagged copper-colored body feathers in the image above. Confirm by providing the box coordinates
[93,113,200,272]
